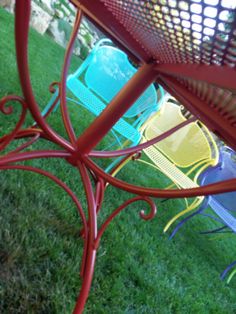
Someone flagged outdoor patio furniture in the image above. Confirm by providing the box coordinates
[42,38,165,156]
[169,146,236,281]
[1,1,236,313]
[136,99,219,226]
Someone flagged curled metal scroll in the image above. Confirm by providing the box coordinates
[95,196,157,249]
[0,95,27,152]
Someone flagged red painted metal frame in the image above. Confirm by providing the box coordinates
[1,1,236,313]
[71,0,236,152]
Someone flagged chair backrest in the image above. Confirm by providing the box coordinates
[144,101,217,168]
[201,148,236,211]
[84,45,159,118]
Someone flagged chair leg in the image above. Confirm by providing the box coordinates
[169,206,205,239]
[220,260,236,280]
[53,99,60,112]
[41,89,59,116]
[199,225,229,235]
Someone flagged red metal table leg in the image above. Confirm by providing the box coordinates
[73,161,97,313]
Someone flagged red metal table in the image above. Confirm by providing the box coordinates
[1,1,236,313]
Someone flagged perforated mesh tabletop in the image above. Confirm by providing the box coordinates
[71,1,236,64]
[90,1,235,64]
[71,0,236,150]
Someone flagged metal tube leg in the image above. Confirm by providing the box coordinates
[73,162,98,313]
[73,247,97,314]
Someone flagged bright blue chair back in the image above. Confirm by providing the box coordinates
[84,46,158,118]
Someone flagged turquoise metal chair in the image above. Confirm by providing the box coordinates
[42,39,165,157]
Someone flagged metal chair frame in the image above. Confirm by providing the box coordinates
[135,99,219,229]
[169,146,236,281]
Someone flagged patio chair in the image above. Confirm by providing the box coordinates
[42,39,165,155]
[137,99,219,222]
[169,146,236,282]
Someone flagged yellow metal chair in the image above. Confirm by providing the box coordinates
[138,98,219,231]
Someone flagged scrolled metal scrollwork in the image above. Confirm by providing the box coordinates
[0,95,27,152]
[49,81,60,94]
[94,195,157,249]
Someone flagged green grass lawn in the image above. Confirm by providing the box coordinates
[1,8,236,314]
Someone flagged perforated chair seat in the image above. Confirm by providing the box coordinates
[143,144,202,191]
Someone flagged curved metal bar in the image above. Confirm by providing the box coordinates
[0,164,88,248]
[49,81,60,94]
[200,226,229,235]
[82,156,236,198]
[60,10,82,145]
[0,128,56,155]
[169,207,205,239]
[0,95,27,152]
[200,213,227,224]
[0,128,49,146]
[14,128,52,142]
[79,178,105,248]
[10,132,40,154]
[14,1,75,153]
[95,196,157,249]
[37,82,60,121]
[0,150,70,165]
[220,260,236,280]
[95,178,105,215]
[89,116,196,158]
[0,131,41,152]
[73,161,97,313]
